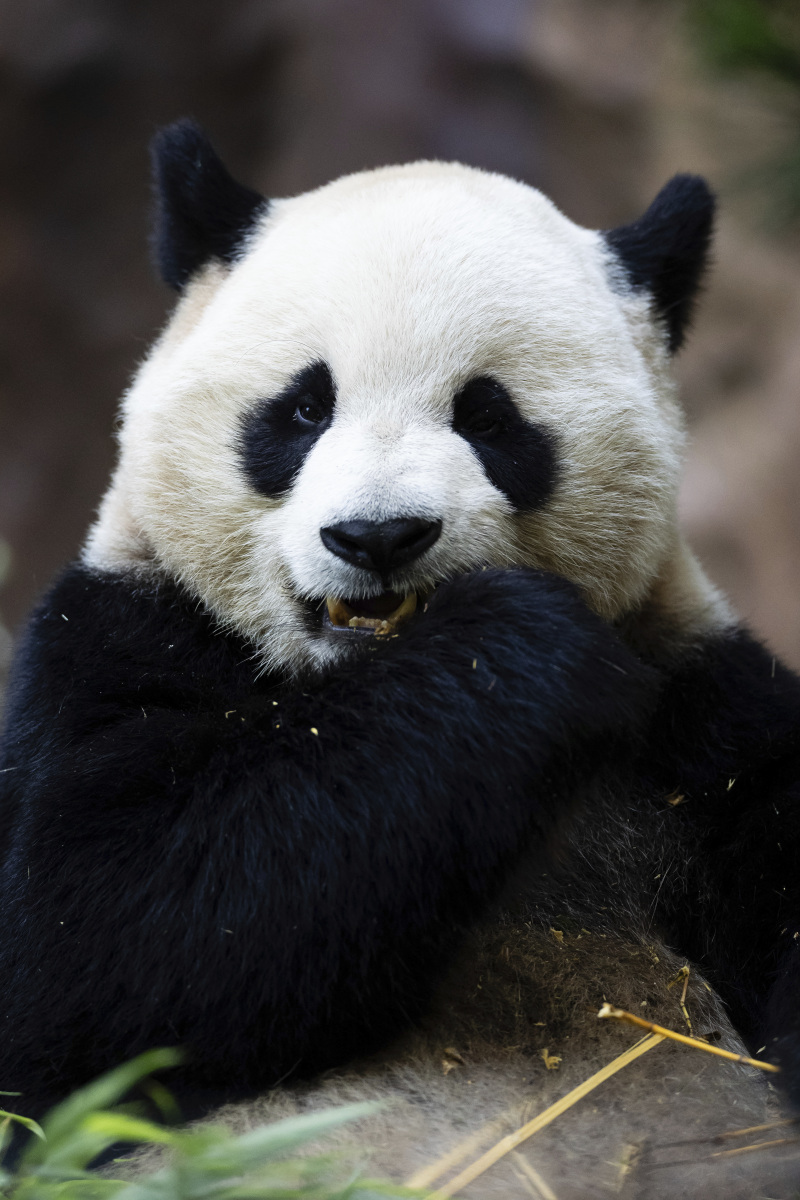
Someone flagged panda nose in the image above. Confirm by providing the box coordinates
[320,517,442,575]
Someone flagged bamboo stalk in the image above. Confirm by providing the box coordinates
[510,1150,560,1200]
[711,1137,799,1158]
[597,1004,780,1072]
[430,1034,665,1197]
[405,1115,508,1189]
[718,1117,799,1140]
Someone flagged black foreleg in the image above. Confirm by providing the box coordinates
[0,564,653,1105]
[641,629,800,1102]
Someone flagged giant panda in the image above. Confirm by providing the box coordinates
[2,120,800,1196]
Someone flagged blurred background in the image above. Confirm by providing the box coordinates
[2,0,800,687]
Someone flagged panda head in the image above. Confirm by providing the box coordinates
[85,120,725,675]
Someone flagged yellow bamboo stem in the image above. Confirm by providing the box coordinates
[718,1117,798,1140]
[430,1034,665,1197]
[711,1137,799,1158]
[597,1004,780,1073]
[405,1114,508,1189]
[510,1150,560,1200]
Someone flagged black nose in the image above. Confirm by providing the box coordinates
[320,517,442,575]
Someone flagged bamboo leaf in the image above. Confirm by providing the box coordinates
[0,1110,46,1140]
[81,1114,178,1147]
[22,1050,182,1168]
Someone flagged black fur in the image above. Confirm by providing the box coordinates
[489,626,800,1102]
[150,120,268,290]
[603,175,715,352]
[635,631,800,1092]
[239,362,336,499]
[0,564,653,1109]
[4,567,800,1107]
[452,377,558,512]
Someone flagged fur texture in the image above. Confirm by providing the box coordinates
[0,562,653,1105]
[2,130,800,1194]
[123,934,793,1199]
[150,120,268,290]
[85,153,721,676]
[603,174,715,353]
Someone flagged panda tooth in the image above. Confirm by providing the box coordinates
[326,596,353,627]
[391,592,417,621]
[348,615,381,630]
[325,591,418,632]
[373,593,418,634]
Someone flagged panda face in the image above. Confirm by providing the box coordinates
[86,161,687,675]
[239,364,556,647]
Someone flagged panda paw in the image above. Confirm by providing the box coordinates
[396,566,659,741]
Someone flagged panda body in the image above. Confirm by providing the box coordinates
[2,124,800,1195]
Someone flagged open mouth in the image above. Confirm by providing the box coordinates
[324,590,418,636]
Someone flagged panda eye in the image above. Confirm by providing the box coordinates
[460,409,504,439]
[452,377,511,442]
[295,399,328,427]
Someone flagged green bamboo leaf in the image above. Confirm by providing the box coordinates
[139,1080,180,1124]
[28,1129,128,1174]
[2,1059,419,1200]
[113,1104,382,1200]
[0,1110,46,1140]
[81,1114,178,1147]
[22,1050,182,1168]
[45,1180,130,1200]
[195,1103,381,1172]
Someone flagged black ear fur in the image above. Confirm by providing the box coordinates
[150,119,268,290]
[603,175,715,352]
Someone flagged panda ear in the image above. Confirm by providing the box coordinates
[150,120,268,290]
[603,174,715,353]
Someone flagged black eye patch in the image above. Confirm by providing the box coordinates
[238,361,336,498]
[452,377,558,512]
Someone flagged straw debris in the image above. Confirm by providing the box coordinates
[425,1034,664,1196]
[540,1049,562,1071]
[510,1151,559,1200]
[597,1003,779,1072]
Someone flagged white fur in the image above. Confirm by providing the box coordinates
[85,161,727,672]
